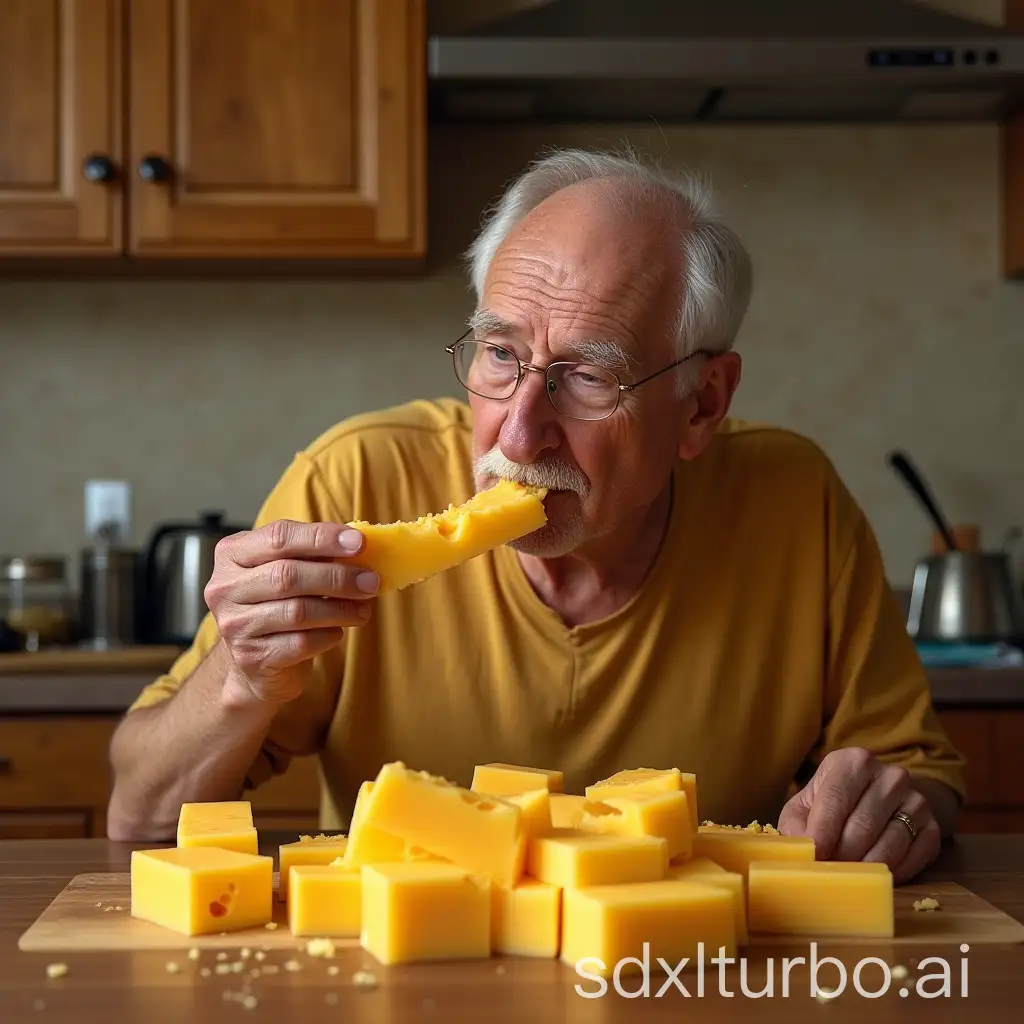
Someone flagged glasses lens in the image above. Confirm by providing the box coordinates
[454,341,520,399]
[547,363,620,420]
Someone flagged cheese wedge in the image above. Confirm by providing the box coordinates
[578,792,692,861]
[176,801,258,856]
[586,768,699,833]
[346,479,547,592]
[692,825,815,879]
[472,763,564,795]
[527,829,668,888]
[505,789,552,840]
[278,834,349,901]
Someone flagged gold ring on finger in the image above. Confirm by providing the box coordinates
[892,809,918,841]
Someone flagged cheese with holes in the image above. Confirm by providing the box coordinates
[585,769,699,833]
[550,794,586,829]
[471,763,564,794]
[278,835,349,901]
[667,858,748,944]
[491,879,561,958]
[578,792,692,861]
[287,863,362,936]
[130,846,272,936]
[506,789,551,839]
[361,862,491,964]
[527,829,667,888]
[692,826,815,878]
[176,801,258,856]
[748,861,894,937]
[346,480,547,592]
[562,879,736,977]
[359,762,526,888]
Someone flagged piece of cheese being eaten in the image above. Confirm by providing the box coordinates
[345,479,547,592]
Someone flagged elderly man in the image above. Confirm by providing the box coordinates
[108,149,963,883]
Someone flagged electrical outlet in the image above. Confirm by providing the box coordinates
[84,480,132,542]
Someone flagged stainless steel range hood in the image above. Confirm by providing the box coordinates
[428,0,1024,122]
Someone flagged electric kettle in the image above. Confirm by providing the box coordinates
[144,511,248,644]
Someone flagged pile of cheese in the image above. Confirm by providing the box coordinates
[130,762,894,972]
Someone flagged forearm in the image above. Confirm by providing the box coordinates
[912,776,961,839]
[107,640,278,841]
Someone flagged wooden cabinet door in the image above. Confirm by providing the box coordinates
[0,0,122,255]
[127,0,425,259]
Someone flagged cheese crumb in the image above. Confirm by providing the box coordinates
[306,938,336,958]
[353,969,378,989]
[254,951,266,962]
[261,964,280,975]
[325,993,340,1006]
[913,897,941,912]
[231,961,244,973]
[327,965,340,976]
[249,969,260,979]
[199,967,212,978]
[187,947,200,961]
[94,902,102,908]
[495,964,506,975]
[283,959,303,972]
[45,963,69,979]
[33,999,45,1011]
[165,961,181,974]
[114,905,123,911]
[891,965,909,980]
[242,995,258,1010]
[264,922,278,931]
[239,947,251,959]
[215,964,231,975]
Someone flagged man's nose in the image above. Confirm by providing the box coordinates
[498,369,561,463]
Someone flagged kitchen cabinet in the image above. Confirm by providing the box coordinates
[0,0,425,265]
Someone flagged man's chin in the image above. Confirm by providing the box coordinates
[507,521,586,559]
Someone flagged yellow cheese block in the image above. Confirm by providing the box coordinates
[585,768,698,833]
[748,860,894,938]
[176,800,258,856]
[578,792,692,861]
[491,879,562,958]
[130,846,272,936]
[562,879,736,978]
[343,780,407,868]
[361,862,491,964]
[527,829,667,888]
[549,794,587,829]
[505,789,552,839]
[278,834,349,901]
[667,858,748,944]
[471,763,564,794]
[360,762,526,888]
[287,863,362,937]
[346,479,547,593]
[692,826,815,878]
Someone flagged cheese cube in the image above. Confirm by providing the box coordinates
[693,827,815,878]
[667,858,747,944]
[585,768,698,833]
[360,762,525,888]
[346,479,547,592]
[472,763,564,794]
[748,861,894,938]
[578,792,692,861]
[176,801,258,856]
[527,830,667,888]
[343,781,408,869]
[561,879,735,977]
[550,794,586,829]
[360,862,491,964]
[287,863,362,936]
[278,835,349,901]
[506,789,552,839]
[491,879,561,958]
[130,846,272,936]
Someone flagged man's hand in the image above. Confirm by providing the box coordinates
[204,519,376,705]
[778,748,942,884]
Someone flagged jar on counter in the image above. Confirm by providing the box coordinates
[0,556,73,651]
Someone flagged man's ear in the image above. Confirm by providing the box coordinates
[678,352,742,460]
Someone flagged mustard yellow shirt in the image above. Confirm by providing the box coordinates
[129,398,965,829]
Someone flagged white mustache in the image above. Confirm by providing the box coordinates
[474,446,589,495]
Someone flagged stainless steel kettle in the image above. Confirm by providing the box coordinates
[144,511,247,644]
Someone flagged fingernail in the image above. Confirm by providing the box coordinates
[339,529,363,552]
[356,571,379,594]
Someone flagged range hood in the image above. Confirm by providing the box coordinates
[428,0,1024,122]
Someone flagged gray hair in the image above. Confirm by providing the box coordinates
[465,148,753,391]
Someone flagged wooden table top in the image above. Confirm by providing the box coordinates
[2,833,1023,1022]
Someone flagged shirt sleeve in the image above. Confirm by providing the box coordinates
[126,450,349,790]
[816,470,967,802]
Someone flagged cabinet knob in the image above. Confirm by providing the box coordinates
[138,155,173,183]
[82,154,118,183]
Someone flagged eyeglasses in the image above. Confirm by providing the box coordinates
[445,329,713,422]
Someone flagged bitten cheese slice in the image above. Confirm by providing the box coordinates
[346,480,547,592]
[130,846,272,936]
[748,861,894,938]
[550,794,586,829]
[578,792,692,861]
[278,834,349,901]
[287,863,362,936]
[176,801,258,856]
[562,879,735,977]
[361,862,491,964]
[472,763,564,794]
[527,829,667,888]
[343,781,408,869]
[491,879,561,958]
[692,826,815,878]
[585,768,698,833]
[360,762,526,888]
[506,789,552,839]
[667,858,748,944]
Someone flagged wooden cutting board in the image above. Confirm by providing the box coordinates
[17,874,1024,953]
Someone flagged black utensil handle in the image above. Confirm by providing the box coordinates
[887,451,958,551]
